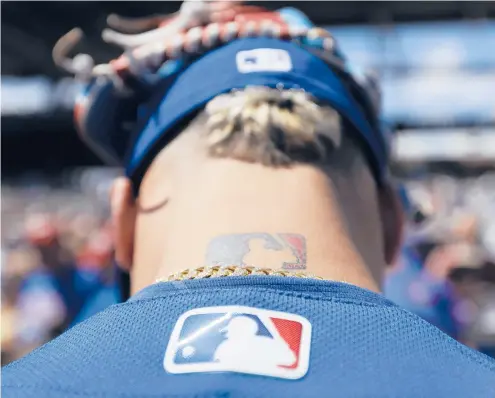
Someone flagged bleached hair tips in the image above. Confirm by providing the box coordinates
[202,87,343,166]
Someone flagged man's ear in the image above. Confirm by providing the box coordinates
[379,183,404,265]
[110,177,137,271]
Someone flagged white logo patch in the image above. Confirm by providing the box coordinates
[164,306,312,380]
[236,49,293,73]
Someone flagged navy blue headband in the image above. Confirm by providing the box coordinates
[125,38,389,187]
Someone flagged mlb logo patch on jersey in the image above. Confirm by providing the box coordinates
[164,306,311,380]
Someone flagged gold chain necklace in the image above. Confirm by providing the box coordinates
[156,265,324,283]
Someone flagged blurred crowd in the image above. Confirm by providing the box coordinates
[2,169,495,364]
[385,171,495,357]
[1,169,120,365]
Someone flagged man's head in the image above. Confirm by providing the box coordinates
[57,6,404,292]
[223,316,259,339]
[110,85,403,290]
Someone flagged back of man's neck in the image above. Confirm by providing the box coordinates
[132,161,380,294]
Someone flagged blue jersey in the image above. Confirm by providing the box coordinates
[3,277,495,397]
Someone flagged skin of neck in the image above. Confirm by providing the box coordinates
[125,133,387,295]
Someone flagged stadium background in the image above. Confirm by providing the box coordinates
[2,1,495,364]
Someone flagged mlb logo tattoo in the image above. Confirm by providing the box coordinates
[205,233,307,270]
[164,306,312,380]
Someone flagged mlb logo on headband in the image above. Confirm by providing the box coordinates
[236,48,293,73]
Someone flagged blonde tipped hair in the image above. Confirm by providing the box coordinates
[201,87,344,167]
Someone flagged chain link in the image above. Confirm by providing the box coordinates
[157,265,323,283]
